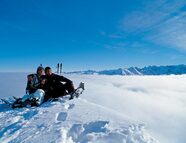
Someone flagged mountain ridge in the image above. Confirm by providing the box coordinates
[67,64,186,75]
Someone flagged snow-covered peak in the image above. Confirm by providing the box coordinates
[67,64,186,75]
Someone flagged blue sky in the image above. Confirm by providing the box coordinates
[0,0,186,72]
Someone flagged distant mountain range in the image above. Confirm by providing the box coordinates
[67,64,186,75]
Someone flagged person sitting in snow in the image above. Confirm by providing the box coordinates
[44,66,75,100]
[26,66,46,94]
[11,66,46,108]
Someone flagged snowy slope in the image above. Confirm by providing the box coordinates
[67,64,186,75]
[0,98,157,143]
[0,73,186,143]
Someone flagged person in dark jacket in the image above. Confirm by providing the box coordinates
[44,66,75,100]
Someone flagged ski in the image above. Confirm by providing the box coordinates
[13,96,19,100]
[0,98,13,107]
[69,82,85,100]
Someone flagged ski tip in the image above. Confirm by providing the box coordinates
[0,98,12,107]
[13,96,18,100]
[79,82,85,90]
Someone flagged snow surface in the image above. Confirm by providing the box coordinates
[0,73,186,143]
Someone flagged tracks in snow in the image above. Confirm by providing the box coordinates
[0,98,158,143]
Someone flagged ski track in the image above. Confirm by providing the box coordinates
[0,98,158,143]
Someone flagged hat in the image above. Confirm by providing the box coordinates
[37,66,44,73]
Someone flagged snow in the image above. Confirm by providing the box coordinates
[67,64,186,75]
[0,73,186,143]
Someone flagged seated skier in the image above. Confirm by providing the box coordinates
[12,66,46,108]
[26,66,45,94]
[44,66,75,100]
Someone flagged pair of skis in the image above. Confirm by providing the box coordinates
[0,82,85,108]
[0,96,38,108]
[0,96,19,108]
